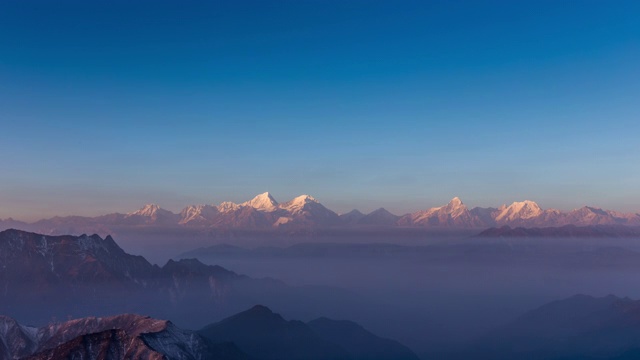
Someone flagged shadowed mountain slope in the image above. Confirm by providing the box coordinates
[199,305,419,360]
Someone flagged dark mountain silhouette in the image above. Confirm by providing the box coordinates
[307,317,419,360]
[478,225,640,238]
[199,305,419,360]
[2,307,417,360]
[357,208,400,226]
[467,294,640,359]
[199,305,350,360]
[339,209,366,225]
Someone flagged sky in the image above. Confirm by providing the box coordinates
[1,0,639,220]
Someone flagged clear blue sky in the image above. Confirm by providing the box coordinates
[1,0,639,220]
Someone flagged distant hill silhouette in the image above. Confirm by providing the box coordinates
[199,305,419,360]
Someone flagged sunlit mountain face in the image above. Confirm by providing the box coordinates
[2,0,640,359]
[3,194,639,234]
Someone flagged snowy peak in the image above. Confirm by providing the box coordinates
[242,192,279,211]
[217,201,242,213]
[280,195,320,212]
[277,195,340,226]
[128,204,163,217]
[288,194,318,206]
[448,197,463,207]
[562,206,626,225]
[577,206,608,216]
[443,197,468,217]
[179,204,218,225]
[495,200,543,222]
[4,193,640,231]
[399,197,483,228]
[125,204,179,225]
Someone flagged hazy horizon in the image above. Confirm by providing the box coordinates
[2,191,640,223]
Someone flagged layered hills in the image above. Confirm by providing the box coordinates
[466,294,640,359]
[198,305,419,360]
[0,306,418,360]
[0,229,352,329]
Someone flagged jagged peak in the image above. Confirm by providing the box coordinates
[495,200,543,221]
[512,199,539,206]
[217,201,242,212]
[0,314,21,325]
[257,192,277,202]
[242,192,279,211]
[292,194,318,203]
[128,204,166,217]
[180,204,217,214]
[181,204,202,211]
[281,194,320,209]
[443,198,469,219]
[179,204,218,224]
[517,200,541,212]
[571,206,609,216]
[500,200,542,211]
[77,233,104,242]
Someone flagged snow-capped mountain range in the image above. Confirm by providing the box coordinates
[1,193,639,234]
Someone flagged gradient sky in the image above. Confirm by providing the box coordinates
[1,0,639,220]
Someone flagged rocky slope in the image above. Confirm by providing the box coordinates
[0,229,292,328]
[0,314,246,360]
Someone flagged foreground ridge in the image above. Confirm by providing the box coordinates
[0,313,245,360]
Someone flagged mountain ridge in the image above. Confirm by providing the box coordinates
[2,194,640,234]
[0,313,247,360]
[0,229,294,328]
[466,294,640,359]
[198,305,419,360]
[478,224,640,238]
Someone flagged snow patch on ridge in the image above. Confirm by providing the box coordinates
[495,200,543,222]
